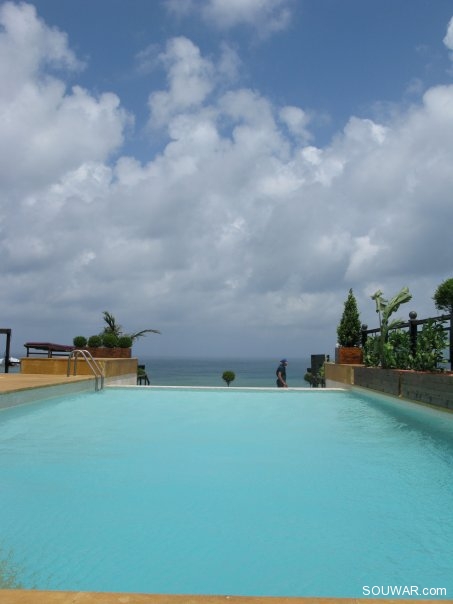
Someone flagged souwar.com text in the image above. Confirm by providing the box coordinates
[363,585,447,597]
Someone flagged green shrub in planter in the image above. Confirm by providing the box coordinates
[411,319,448,371]
[102,333,119,348]
[371,287,412,368]
[118,335,133,349]
[388,329,412,369]
[73,336,87,348]
[88,335,102,348]
[363,335,380,367]
[370,329,412,369]
[337,288,361,347]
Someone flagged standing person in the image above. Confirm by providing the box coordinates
[276,359,288,388]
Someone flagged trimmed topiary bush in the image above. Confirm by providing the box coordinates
[222,370,235,386]
[102,333,119,348]
[118,335,133,348]
[87,335,102,348]
[337,288,361,347]
[73,336,87,348]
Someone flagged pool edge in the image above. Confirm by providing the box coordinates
[0,591,451,604]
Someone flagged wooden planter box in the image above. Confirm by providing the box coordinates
[77,347,132,359]
[335,346,363,364]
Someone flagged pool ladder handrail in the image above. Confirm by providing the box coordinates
[67,349,105,391]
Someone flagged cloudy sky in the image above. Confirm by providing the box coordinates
[1,0,453,360]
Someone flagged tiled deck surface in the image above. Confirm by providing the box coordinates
[1,594,451,604]
[0,373,92,393]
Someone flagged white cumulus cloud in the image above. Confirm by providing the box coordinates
[164,0,293,38]
[443,16,453,53]
[1,4,453,358]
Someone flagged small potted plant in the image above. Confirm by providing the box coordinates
[118,335,133,349]
[87,335,102,348]
[336,288,363,364]
[73,336,87,349]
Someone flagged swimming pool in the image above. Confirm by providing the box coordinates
[0,387,452,598]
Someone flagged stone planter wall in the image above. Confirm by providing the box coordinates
[326,363,453,411]
[400,371,453,410]
[354,367,401,397]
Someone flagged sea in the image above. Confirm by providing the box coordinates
[137,357,313,388]
[4,355,317,388]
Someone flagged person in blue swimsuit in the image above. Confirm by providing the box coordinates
[276,359,288,387]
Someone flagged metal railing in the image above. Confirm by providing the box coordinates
[67,349,105,391]
[361,311,453,369]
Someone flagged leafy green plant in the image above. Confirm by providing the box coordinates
[102,333,119,348]
[73,336,87,348]
[364,317,447,371]
[337,288,361,347]
[102,311,160,342]
[304,371,314,385]
[433,278,453,369]
[87,335,102,348]
[433,278,453,314]
[387,329,412,369]
[411,320,448,371]
[102,311,123,337]
[222,370,235,386]
[78,312,161,351]
[304,365,325,387]
[377,331,412,369]
[118,335,133,348]
[371,287,412,368]
[363,335,380,367]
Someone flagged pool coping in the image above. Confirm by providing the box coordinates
[0,377,348,411]
[0,591,451,604]
[113,385,347,391]
[0,374,96,410]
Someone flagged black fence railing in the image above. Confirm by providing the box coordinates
[361,311,453,370]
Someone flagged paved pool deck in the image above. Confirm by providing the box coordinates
[0,373,92,393]
[1,592,451,604]
[0,373,96,410]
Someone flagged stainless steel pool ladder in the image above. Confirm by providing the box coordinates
[67,350,105,391]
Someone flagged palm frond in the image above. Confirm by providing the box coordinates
[130,329,161,341]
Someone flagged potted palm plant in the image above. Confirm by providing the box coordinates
[74,311,161,358]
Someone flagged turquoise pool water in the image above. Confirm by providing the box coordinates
[0,387,452,598]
